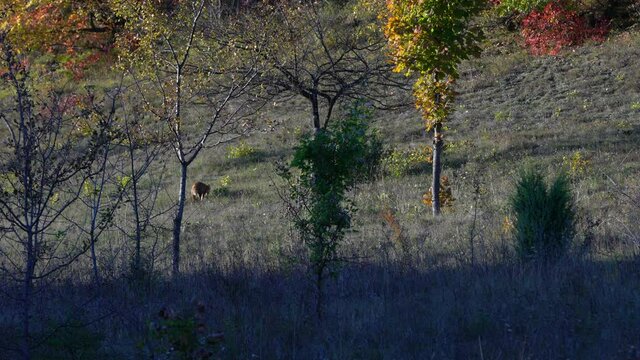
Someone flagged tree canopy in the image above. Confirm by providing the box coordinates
[384,0,485,129]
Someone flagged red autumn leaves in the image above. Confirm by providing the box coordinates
[521,1,609,55]
[491,0,610,56]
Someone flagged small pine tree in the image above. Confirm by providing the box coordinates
[511,168,575,259]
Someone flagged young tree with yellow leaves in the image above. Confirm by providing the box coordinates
[384,0,485,216]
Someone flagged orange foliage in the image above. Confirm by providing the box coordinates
[380,207,404,245]
[1,0,121,78]
[383,0,483,127]
[413,75,456,131]
[422,176,455,209]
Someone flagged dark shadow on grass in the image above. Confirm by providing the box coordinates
[2,256,640,359]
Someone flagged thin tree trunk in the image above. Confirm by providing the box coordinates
[90,226,99,285]
[323,98,337,129]
[432,123,443,217]
[315,267,324,320]
[21,231,34,360]
[311,92,321,131]
[129,147,142,274]
[132,180,142,274]
[19,78,33,359]
[89,148,109,287]
[172,162,188,278]
[21,276,31,360]
[469,184,479,265]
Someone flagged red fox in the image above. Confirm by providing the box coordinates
[191,181,210,201]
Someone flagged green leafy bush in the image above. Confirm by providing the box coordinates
[346,102,385,182]
[492,0,548,16]
[562,151,590,178]
[383,145,431,178]
[278,101,381,317]
[212,175,232,196]
[511,168,575,259]
[226,141,255,159]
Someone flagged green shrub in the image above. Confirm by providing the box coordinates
[212,175,231,196]
[278,100,381,317]
[562,151,590,178]
[493,0,548,16]
[511,168,575,259]
[226,141,255,159]
[345,100,385,182]
[383,145,431,178]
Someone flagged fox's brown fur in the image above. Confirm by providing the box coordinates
[191,181,210,201]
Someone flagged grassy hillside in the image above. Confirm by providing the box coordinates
[176,29,640,268]
[2,25,640,360]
